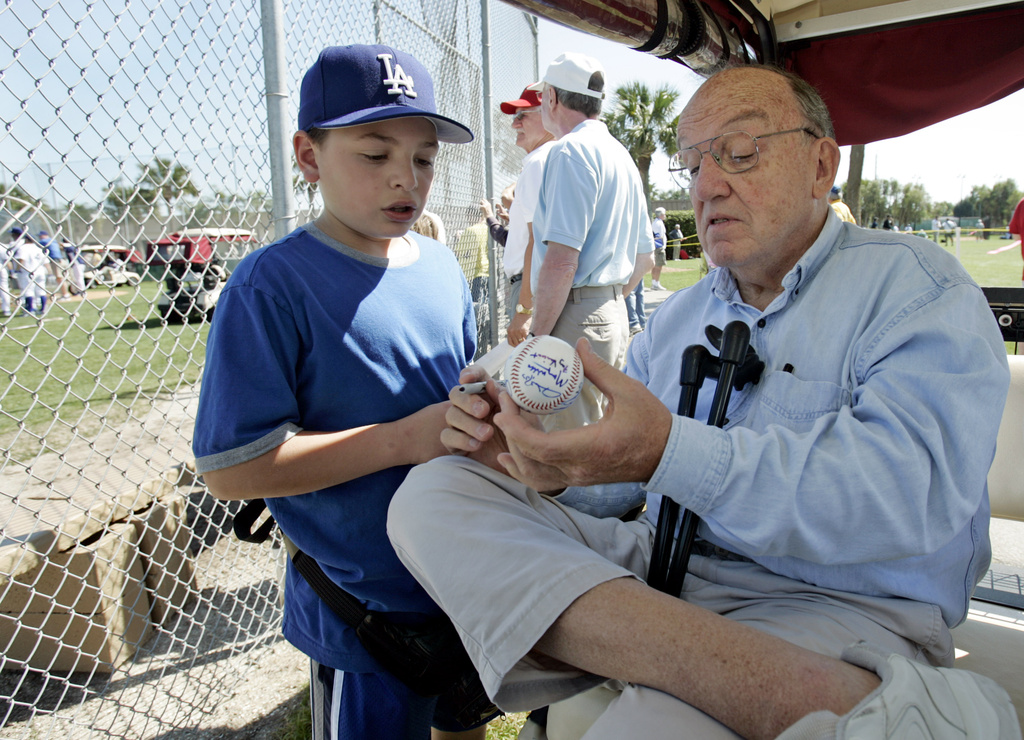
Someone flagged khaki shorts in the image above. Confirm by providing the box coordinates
[389,455,953,722]
[653,247,666,267]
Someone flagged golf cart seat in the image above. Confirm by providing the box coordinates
[950,353,1024,730]
[523,355,1024,739]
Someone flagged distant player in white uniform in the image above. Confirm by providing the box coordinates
[1,230,14,316]
[10,227,48,315]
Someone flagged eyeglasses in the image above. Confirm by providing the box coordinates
[512,109,539,123]
[668,127,820,188]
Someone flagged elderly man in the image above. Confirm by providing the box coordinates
[527,52,654,429]
[479,85,557,346]
[388,65,1019,739]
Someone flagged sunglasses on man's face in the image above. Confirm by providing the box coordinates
[512,109,539,123]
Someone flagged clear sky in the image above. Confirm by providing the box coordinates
[537,19,1024,206]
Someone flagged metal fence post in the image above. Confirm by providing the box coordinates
[261,0,298,241]
[481,0,501,348]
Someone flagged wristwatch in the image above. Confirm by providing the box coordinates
[515,303,533,316]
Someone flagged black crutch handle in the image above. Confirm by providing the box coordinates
[649,344,709,591]
[679,344,710,418]
[705,324,766,391]
[648,321,762,595]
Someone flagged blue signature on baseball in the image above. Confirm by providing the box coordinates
[522,351,574,398]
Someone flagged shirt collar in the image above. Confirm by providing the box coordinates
[711,207,842,314]
[571,118,603,135]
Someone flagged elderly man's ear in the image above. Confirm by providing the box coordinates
[812,137,842,200]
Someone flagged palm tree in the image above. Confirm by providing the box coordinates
[140,157,200,217]
[103,181,160,222]
[602,82,681,203]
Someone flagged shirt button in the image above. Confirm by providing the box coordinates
[757,318,767,328]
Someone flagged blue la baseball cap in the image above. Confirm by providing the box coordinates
[298,44,473,144]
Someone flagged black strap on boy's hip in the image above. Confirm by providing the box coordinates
[232,499,498,726]
[233,496,277,543]
[234,499,367,627]
[289,542,369,627]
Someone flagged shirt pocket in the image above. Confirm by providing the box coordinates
[753,370,850,432]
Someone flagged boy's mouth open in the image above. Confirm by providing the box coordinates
[384,203,418,222]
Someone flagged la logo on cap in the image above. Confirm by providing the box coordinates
[378,53,418,98]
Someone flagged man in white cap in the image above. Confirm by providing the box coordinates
[526,52,654,429]
[650,206,668,290]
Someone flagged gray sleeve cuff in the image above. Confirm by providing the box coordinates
[193,422,302,474]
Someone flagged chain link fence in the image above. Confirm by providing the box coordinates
[1,0,536,735]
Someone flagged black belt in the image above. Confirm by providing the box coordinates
[693,540,753,563]
[509,273,523,284]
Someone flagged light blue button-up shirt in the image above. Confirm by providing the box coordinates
[564,211,1009,628]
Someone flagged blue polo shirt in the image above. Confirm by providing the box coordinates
[532,119,653,288]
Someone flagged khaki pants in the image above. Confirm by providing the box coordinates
[544,285,628,431]
[388,456,953,738]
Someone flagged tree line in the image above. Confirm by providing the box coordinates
[842,174,1020,229]
[3,158,270,237]
[8,96,1020,241]
[598,81,1022,231]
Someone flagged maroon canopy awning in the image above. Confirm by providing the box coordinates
[780,5,1024,144]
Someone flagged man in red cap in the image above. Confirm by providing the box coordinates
[479,85,557,346]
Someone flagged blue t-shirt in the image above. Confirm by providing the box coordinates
[40,238,62,261]
[193,223,476,671]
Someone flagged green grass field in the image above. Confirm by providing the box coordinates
[0,280,210,456]
[654,234,1022,293]
[941,235,1022,287]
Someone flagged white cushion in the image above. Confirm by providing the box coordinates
[987,355,1024,522]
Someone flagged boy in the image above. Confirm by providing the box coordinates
[192,45,489,739]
